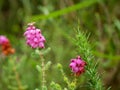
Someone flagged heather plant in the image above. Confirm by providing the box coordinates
[24,22,50,90]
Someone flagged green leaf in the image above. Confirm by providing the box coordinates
[36,65,41,72]
[27,0,99,22]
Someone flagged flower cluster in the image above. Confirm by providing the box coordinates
[0,35,15,55]
[69,56,86,76]
[24,23,46,48]
[0,35,9,45]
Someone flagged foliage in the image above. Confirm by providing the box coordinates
[0,0,120,90]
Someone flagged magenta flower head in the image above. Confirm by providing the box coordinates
[0,35,9,45]
[24,22,46,48]
[69,56,86,76]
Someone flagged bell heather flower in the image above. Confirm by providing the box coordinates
[0,35,9,45]
[1,42,15,55]
[24,23,46,48]
[0,35,15,55]
[69,56,86,76]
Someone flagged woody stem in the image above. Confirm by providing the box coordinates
[40,53,46,90]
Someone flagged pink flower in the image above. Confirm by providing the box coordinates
[69,56,86,76]
[0,35,9,45]
[0,35,15,55]
[24,23,46,48]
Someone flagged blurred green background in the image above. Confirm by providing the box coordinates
[0,0,120,90]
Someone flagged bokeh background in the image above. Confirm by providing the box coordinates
[0,0,120,90]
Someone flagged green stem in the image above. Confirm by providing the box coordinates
[40,54,46,90]
[13,66,23,90]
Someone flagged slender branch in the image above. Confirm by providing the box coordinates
[13,66,23,90]
[40,53,46,90]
